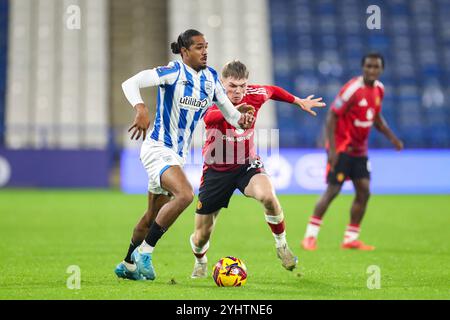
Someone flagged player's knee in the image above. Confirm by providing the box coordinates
[326,187,341,201]
[176,189,194,207]
[260,194,278,211]
[357,189,370,202]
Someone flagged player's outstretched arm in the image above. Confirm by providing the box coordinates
[266,85,326,116]
[293,95,327,116]
[374,113,404,150]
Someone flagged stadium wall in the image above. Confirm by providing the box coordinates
[0,149,109,188]
[0,0,7,146]
[120,148,450,195]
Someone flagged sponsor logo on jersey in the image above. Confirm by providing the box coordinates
[354,119,374,128]
[222,130,254,142]
[179,96,208,111]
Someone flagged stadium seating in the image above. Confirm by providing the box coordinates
[4,0,109,149]
[269,0,450,148]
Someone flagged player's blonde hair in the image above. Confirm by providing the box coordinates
[222,60,249,80]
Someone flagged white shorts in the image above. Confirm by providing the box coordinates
[140,139,185,195]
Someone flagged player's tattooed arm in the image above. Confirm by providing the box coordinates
[293,95,326,116]
[374,113,404,151]
[326,110,338,169]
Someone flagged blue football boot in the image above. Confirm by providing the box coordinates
[114,261,143,280]
[133,247,156,280]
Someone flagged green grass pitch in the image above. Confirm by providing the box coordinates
[0,190,449,300]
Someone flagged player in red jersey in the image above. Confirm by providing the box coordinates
[189,60,326,277]
[301,53,404,251]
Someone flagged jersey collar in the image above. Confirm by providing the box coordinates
[180,60,204,76]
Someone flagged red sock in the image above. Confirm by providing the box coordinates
[265,213,285,234]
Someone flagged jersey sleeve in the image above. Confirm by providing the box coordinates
[213,77,227,104]
[331,80,359,117]
[154,61,180,86]
[377,83,385,113]
[203,106,225,126]
[264,85,296,103]
[121,61,180,107]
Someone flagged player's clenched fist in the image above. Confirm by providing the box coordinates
[236,103,255,115]
[128,103,150,141]
[238,112,255,129]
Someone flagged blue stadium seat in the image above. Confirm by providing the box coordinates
[269,0,449,148]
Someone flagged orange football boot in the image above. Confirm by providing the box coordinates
[301,236,318,251]
[341,240,375,251]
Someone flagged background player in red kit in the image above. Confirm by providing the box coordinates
[189,60,326,278]
[302,53,404,251]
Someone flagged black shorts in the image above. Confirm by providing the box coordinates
[196,159,265,215]
[327,153,371,185]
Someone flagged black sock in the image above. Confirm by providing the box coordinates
[144,222,167,247]
[124,241,139,264]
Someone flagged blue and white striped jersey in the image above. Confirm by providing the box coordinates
[146,60,232,159]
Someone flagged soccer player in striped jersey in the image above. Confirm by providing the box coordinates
[189,60,326,278]
[302,53,404,251]
[115,30,255,280]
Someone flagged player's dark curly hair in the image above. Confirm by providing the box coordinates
[170,29,204,55]
[362,52,385,68]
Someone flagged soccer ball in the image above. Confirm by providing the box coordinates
[212,256,247,287]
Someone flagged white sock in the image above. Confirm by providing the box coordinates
[123,261,137,272]
[190,234,209,263]
[343,225,360,244]
[140,240,154,253]
[273,231,287,248]
[304,216,322,239]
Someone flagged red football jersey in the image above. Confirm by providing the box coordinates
[203,85,295,171]
[329,76,384,157]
